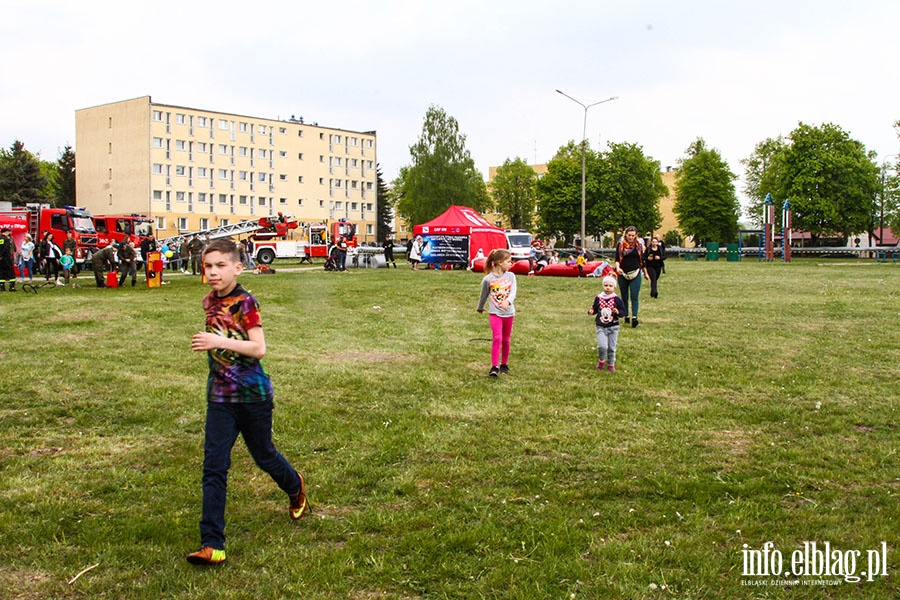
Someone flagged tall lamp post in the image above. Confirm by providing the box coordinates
[556,89,618,248]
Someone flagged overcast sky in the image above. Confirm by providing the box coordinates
[2,0,899,211]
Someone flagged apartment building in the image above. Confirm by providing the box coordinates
[75,96,379,241]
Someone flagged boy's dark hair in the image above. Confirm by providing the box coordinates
[203,238,240,261]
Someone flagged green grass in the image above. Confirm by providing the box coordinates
[0,258,898,599]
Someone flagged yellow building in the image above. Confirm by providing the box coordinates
[75,96,379,242]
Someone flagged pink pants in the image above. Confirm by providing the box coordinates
[489,314,514,367]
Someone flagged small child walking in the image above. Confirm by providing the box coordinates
[186,238,307,566]
[476,248,516,377]
[588,276,626,372]
[59,247,75,286]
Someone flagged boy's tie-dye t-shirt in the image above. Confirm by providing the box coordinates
[202,284,273,403]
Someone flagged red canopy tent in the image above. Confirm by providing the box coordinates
[413,206,508,265]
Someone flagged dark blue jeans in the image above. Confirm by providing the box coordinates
[617,272,643,319]
[200,401,301,550]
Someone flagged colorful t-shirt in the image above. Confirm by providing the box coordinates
[477,271,517,317]
[59,254,75,270]
[202,284,273,403]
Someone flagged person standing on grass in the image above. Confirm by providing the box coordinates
[615,226,648,328]
[643,235,666,299]
[476,248,517,377]
[382,234,396,268]
[588,275,626,372]
[19,233,35,282]
[186,238,307,566]
[59,247,75,286]
[117,239,138,287]
[0,228,16,292]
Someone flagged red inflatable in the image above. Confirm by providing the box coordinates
[471,259,615,278]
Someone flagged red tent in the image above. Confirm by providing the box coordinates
[413,206,508,265]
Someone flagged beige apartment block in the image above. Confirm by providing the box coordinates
[75,96,379,241]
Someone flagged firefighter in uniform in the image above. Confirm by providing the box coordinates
[0,228,16,291]
[117,238,138,287]
[188,234,204,275]
[92,244,117,288]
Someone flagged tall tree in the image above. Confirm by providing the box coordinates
[490,157,537,229]
[534,141,586,244]
[393,105,489,227]
[740,136,786,227]
[593,141,666,239]
[673,138,740,245]
[374,165,393,242]
[54,144,77,207]
[769,122,879,242]
[0,140,48,206]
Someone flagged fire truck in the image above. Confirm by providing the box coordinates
[252,218,358,264]
[92,214,154,248]
[0,204,98,263]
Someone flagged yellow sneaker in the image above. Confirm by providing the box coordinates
[289,471,308,520]
[186,546,226,565]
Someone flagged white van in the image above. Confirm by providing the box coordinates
[505,230,534,261]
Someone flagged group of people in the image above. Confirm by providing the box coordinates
[475,226,668,377]
[0,229,83,290]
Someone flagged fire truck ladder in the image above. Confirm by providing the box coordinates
[158,219,267,248]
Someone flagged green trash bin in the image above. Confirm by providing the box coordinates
[706,242,720,261]
[726,243,740,262]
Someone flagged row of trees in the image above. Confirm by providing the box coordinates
[0,141,76,208]
[391,106,900,246]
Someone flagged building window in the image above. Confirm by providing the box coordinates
[279,174,287,181]
[297,198,304,206]
[319,155,324,162]
[198,193,207,203]
[177,217,188,230]
[175,166,186,176]
[366,203,373,211]
[258,172,266,182]
[240,122,248,133]
[176,191,186,202]
[279,127,286,134]
[335,201,343,210]
[318,177,324,185]
[219,194,228,204]
[197,117,207,127]
[239,146,248,157]
[258,197,266,206]
[218,119,228,130]
[366,224,374,235]
[153,111,163,121]
[218,169,228,179]
[221,218,230,227]
[152,190,163,200]
[279,197,287,204]
[351,202,358,211]
[319,200,324,208]
[156,216,166,230]
[152,163,163,174]
[298,152,304,160]
[198,167,207,177]
[199,218,209,229]
[239,195,248,205]
[198,142,207,152]
[279,151,287,158]
[298,130,304,137]
[239,171,248,181]
[153,137,164,148]
[298,176,304,183]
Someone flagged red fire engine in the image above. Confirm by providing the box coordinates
[0,204,97,263]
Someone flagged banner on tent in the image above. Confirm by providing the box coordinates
[421,234,469,264]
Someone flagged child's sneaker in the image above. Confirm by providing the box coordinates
[488,366,499,377]
[186,546,226,565]
[607,363,616,373]
[289,471,308,520]
[499,364,509,375]
[597,360,606,370]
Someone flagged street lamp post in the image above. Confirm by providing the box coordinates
[556,89,618,248]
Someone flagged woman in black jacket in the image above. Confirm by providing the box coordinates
[643,236,666,299]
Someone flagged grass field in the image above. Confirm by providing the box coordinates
[0,258,898,599]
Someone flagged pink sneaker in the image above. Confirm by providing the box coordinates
[597,360,606,370]
[607,363,616,372]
